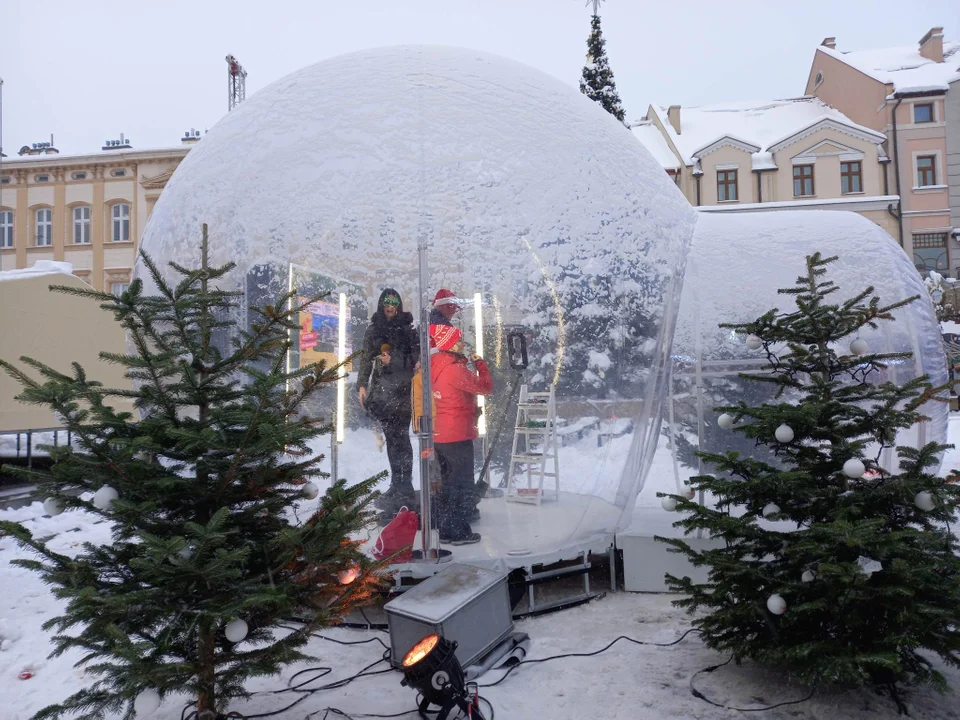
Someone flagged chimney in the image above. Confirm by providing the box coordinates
[821,37,836,49]
[181,128,201,145]
[919,27,944,62]
[667,105,681,135]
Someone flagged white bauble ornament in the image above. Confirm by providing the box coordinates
[761,502,780,518]
[842,458,865,479]
[301,482,319,500]
[661,496,678,512]
[850,338,869,356]
[179,546,194,560]
[774,424,794,443]
[766,594,787,615]
[134,689,161,715]
[93,486,118,510]
[717,413,735,430]
[43,497,63,516]
[224,618,248,643]
[746,334,763,350]
[338,566,360,585]
[914,491,936,511]
[801,570,816,583]
[679,484,696,500]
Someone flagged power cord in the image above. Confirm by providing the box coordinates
[479,628,701,688]
[479,628,815,714]
[689,656,816,712]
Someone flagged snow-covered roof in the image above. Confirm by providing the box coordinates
[818,39,960,93]
[629,121,681,169]
[648,97,886,168]
[0,260,74,282]
[4,146,190,165]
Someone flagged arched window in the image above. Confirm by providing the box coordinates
[0,210,13,248]
[73,206,91,244]
[36,208,52,246]
[112,203,130,242]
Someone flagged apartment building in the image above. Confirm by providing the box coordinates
[805,27,959,275]
[0,133,197,291]
[632,97,898,237]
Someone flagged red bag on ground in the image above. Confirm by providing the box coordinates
[373,506,419,563]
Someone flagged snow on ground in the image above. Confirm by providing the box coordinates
[3,420,960,718]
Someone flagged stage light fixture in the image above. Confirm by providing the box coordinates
[401,634,485,720]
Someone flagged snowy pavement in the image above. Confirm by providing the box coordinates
[4,416,960,719]
[4,502,960,718]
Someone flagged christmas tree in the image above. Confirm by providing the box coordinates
[658,253,960,695]
[0,225,386,719]
[579,7,627,123]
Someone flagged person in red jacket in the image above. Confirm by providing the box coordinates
[430,323,493,545]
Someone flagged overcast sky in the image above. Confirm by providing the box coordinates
[1,0,955,155]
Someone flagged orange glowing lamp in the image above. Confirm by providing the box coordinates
[402,633,439,667]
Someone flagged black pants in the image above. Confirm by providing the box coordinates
[381,414,413,497]
[435,440,476,540]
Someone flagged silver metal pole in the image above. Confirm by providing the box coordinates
[416,235,435,559]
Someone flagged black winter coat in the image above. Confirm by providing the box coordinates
[358,288,420,420]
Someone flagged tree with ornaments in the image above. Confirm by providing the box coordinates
[579,2,627,123]
[658,253,960,698]
[0,226,386,719]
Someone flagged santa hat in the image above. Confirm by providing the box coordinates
[430,324,463,352]
[432,288,461,308]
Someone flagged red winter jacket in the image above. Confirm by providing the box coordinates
[431,351,494,444]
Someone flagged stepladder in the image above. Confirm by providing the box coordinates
[506,384,560,505]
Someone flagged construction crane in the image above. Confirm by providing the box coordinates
[226,55,247,112]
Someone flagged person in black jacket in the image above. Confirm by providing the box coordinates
[358,289,420,512]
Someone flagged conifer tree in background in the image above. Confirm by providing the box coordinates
[658,254,960,698]
[579,6,627,123]
[0,225,386,719]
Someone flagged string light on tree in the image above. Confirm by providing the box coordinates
[338,566,360,585]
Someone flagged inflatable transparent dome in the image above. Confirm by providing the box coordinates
[635,210,948,519]
[137,46,696,570]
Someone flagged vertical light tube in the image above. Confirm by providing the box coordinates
[474,292,486,436]
[285,263,295,394]
[336,292,347,443]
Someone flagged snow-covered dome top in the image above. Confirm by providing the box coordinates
[138,46,696,568]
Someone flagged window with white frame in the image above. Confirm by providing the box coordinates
[35,208,52,246]
[1,211,13,248]
[73,206,91,244]
[111,282,130,296]
[917,155,938,187]
[112,203,130,242]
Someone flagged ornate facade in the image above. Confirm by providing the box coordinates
[0,145,191,291]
